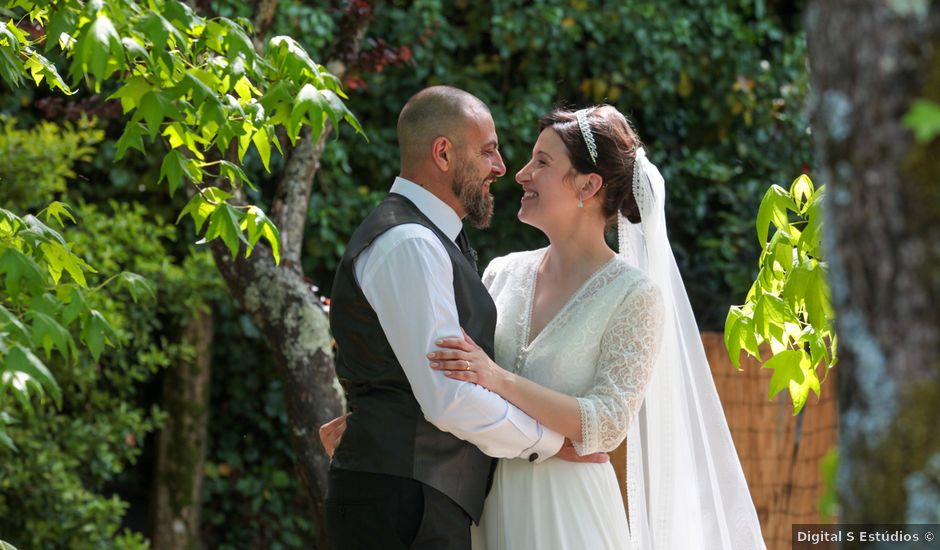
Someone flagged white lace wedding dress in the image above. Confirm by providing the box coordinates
[471,247,665,550]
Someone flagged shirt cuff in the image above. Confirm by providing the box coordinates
[521,427,564,464]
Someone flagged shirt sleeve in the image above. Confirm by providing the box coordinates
[355,226,564,462]
[573,278,665,455]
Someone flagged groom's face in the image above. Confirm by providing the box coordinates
[451,110,506,229]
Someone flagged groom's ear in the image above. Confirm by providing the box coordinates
[432,136,454,172]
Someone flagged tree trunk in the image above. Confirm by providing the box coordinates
[152,310,214,550]
[807,0,940,526]
[209,241,343,549]
[204,4,374,547]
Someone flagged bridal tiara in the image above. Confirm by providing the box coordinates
[575,110,598,164]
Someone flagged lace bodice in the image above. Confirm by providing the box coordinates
[482,248,664,455]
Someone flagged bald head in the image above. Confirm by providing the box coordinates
[397,86,491,168]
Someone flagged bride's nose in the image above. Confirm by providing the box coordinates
[515,163,532,185]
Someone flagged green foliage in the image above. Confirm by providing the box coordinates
[2,0,365,263]
[904,99,940,143]
[0,203,122,448]
[818,447,839,521]
[0,199,220,548]
[311,0,813,326]
[201,300,314,549]
[0,116,102,210]
[725,175,837,415]
[0,112,224,545]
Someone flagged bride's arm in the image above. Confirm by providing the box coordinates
[430,279,664,451]
[430,341,585,442]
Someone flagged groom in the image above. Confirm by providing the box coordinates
[326,86,567,550]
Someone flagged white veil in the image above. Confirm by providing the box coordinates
[618,148,766,549]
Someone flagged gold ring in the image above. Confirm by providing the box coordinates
[464,360,471,371]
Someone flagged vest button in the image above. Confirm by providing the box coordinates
[528,453,538,462]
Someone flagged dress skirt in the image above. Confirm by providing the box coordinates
[471,457,631,550]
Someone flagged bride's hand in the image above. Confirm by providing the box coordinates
[428,330,508,393]
[554,438,610,464]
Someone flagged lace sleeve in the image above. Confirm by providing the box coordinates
[573,279,665,455]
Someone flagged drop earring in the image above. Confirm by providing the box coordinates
[578,192,584,209]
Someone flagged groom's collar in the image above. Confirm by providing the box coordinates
[390,177,463,241]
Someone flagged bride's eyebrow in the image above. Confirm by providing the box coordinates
[534,150,553,161]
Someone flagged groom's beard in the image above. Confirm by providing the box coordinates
[452,160,495,229]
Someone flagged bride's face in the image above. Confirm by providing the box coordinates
[515,128,581,229]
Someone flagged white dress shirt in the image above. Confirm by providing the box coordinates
[353,177,563,462]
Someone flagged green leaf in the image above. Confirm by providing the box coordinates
[45,8,78,54]
[0,247,47,298]
[220,18,256,63]
[754,293,790,350]
[217,161,254,190]
[21,214,68,247]
[790,174,815,213]
[321,89,347,137]
[765,349,802,398]
[164,0,201,33]
[177,187,232,231]
[6,343,61,407]
[239,206,280,263]
[41,202,76,228]
[24,50,73,94]
[159,150,200,196]
[115,272,156,303]
[804,260,833,328]
[287,83,327,143]
[783,260,810,314]
[0,427,16,452]
[80,309,114,361]
[60,285,88,326]
[724,305,744,366]
[903,99,940,143]
[765,349,818,414]
[344,109,367,140]
[798,188,826,257]
[28,310,71,360]
[120,36,152,65]
[260,80,294,125]
[267,35,320,80]
[115,122,147,160]
[135,91,181,138]
[204,204,248,258]
[108,76,153,114]
[251,127,273,172]
[73,14,124,85]
[40,241,95,286]
[0,304,31,343]
[755,185,796,244]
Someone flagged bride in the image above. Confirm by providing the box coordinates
[426,105,766,549]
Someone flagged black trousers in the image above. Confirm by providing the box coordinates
[325,468,472,550]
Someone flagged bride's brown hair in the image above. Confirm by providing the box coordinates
[539,105,643,223]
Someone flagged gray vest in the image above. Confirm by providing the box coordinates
[329,193,497,522]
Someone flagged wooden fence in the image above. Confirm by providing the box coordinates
[609,332,838,550]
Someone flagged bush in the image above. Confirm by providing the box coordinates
[312,0,813,327]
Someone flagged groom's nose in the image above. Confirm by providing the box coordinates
[492,150,506,178]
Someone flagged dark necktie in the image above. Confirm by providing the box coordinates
[456,229,479,272]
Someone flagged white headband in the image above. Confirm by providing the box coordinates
[575,109,598,164]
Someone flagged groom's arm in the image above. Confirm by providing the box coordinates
[355,225,564,462]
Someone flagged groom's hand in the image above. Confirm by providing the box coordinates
[554,438,610,463]
[319,413,350,458]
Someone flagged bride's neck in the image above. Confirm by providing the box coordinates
[542,232,614,280]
